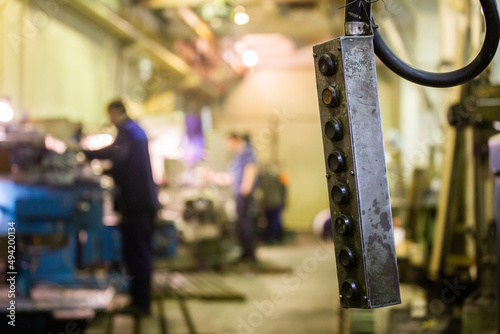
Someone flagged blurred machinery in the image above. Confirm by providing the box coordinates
[160,162,236,271]
[435,81,500,333]
[182,197,232,269]
[382,80,500,334]
[0,122,117,332]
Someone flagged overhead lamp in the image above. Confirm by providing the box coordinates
[0,100,14,122]
[234,12,249,25]
[242,50,258,67]
[234,6,249,25]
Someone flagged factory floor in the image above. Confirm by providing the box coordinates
[85,234,338,334]
[85,234,418,334]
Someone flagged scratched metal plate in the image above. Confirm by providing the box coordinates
[313,36,401,308]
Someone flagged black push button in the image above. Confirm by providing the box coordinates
[318,54,337,76]
[335,215,353,236]
[328,151,345,173]
[342,280,359,300]
[325,118,343,141]
[332,184,349,205]
[339,247,356,268]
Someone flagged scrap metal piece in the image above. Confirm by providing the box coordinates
[313,36,401,308]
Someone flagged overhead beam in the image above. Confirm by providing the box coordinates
[66,0,192,76]
[176,7,215,42]
[66,0,220,97]
[146,0,308,9]
[147,0,214,9]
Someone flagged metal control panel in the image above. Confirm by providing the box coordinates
[313,36,401,309]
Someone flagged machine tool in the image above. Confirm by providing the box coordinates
[433,81,500,333]
[0,127,113,284]
[314,0,500,310]
[0,123,118,332]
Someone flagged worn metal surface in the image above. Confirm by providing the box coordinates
[313,36,401,308]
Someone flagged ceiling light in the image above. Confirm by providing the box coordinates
[0,101,14,122]
[234,12,249,25]
[242,50,258,67]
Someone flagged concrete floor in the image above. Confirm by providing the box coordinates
[86,234,420,334]
[87,234,342,334]
[182,236,340,334]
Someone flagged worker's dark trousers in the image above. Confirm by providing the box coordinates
[265,206,283,241]
[236,194,256,261]
[121,212,155,310]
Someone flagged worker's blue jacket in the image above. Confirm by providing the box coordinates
[85,119,160,216]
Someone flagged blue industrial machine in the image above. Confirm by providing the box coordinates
[0,179,108,290]
[0,127,116,296]
[0,121,179,333]
[0,125,124,333]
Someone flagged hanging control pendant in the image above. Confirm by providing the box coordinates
[313,36,401,309]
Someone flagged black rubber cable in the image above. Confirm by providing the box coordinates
[373,0,500,88]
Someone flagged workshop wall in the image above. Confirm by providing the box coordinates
[217,68,325,230]
[218,66,405,230]
[1,0,120,127]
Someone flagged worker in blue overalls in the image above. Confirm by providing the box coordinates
[226,133,259,264]
[84,100,159,315]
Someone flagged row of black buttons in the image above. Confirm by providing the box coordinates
[320,51,359,301]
